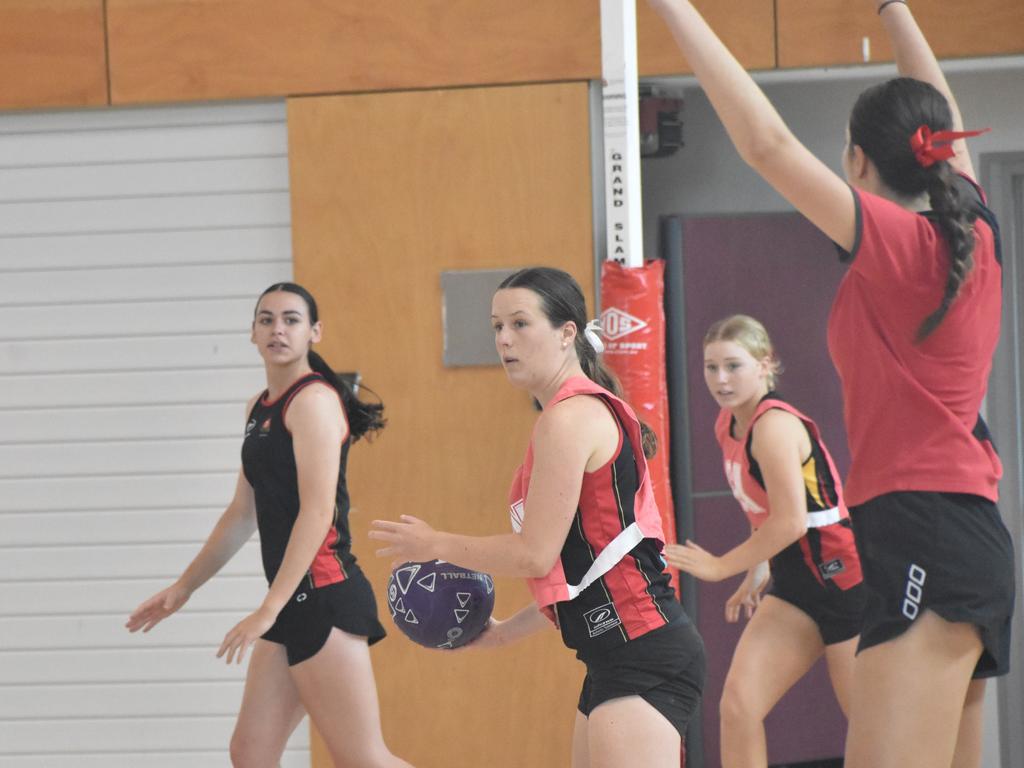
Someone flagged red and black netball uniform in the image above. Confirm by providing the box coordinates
[242,372,385,665]
[509,376,705,736]
[828,176,1014,676]
[715,395,863,644]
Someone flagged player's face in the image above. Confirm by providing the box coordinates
[251,290,322,366]
[491,287,571,391]
[703,340,770,410]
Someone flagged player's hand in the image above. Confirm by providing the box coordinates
[125,582,192,633]
[665,540,726,582]
[369,515,439,567]
[451,618,505,652]
[216,605,278,665]
[724,562,770,623]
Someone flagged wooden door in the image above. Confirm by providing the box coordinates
[288,81,594,768]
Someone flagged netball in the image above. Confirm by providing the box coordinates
[386,560,496,649]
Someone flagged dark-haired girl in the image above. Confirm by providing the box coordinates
[371,267,704,767]
[128,283,412,768]
[649,1,1014,766]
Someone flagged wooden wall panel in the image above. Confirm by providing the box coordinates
[108,0,601,103]
[106,0,774,104]
[289,81,594,768]
[778,0,1024,68]
[0,0,107,110]
[638,0,776,75]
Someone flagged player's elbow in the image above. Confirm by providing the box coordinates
[523,549,557,579]
[738,125,793,175]
[782,515,808,545]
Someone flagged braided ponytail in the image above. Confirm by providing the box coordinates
[916,163,976,341]
[848,77,979,341]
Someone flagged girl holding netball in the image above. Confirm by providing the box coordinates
[666,315,862,767]
[127,283,412,768]
[371,267,705,768]
[648,1,1014,766]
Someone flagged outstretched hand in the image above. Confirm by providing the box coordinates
[125,582,192,633]
[664,540,727,582]
[369,515,440,567]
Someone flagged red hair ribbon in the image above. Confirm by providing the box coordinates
[910,125,990,168]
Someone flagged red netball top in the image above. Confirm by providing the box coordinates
[827,178,1002,506]
[715,396,861,590]
[508,376,683,654]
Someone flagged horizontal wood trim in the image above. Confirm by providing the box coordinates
[778,0,1024,68]
[105,0,774,105]
[0,0,108,110]
[638,0,776,75]
[107,0,601,104]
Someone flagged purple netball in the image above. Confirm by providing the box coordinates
[386,560,495,649]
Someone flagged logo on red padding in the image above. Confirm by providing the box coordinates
[601,307,648,340]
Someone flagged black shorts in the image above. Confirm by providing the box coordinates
[769,551,865,645]
[577,617,705,738]
[851,491,1015,679]
[262,568,387,666]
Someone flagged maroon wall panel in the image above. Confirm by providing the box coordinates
[674,212,850,766]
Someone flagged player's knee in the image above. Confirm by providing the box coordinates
[229,731,278,768]
[719,678,764,725]
[229,740,260,768]
[329,740,395,768]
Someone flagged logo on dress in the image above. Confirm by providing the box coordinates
[818,558,846,579]
[245,418,257,437]
[600,307,648,341]
[259,417,272,436]
[583,602,622,638]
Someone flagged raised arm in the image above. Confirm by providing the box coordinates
[647,0,857,251]
[874,0,974,178]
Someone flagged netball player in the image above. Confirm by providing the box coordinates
[666,315,862,767]
[648,1,1014,766]
[370,267,705,768]
[127,283,412,768]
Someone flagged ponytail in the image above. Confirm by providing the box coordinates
[848,77,981,341]
[916,163,977,341]
[307,351,386,442]
[575,335,658,459]
[497,267,658,459]
[256,281,386,442]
